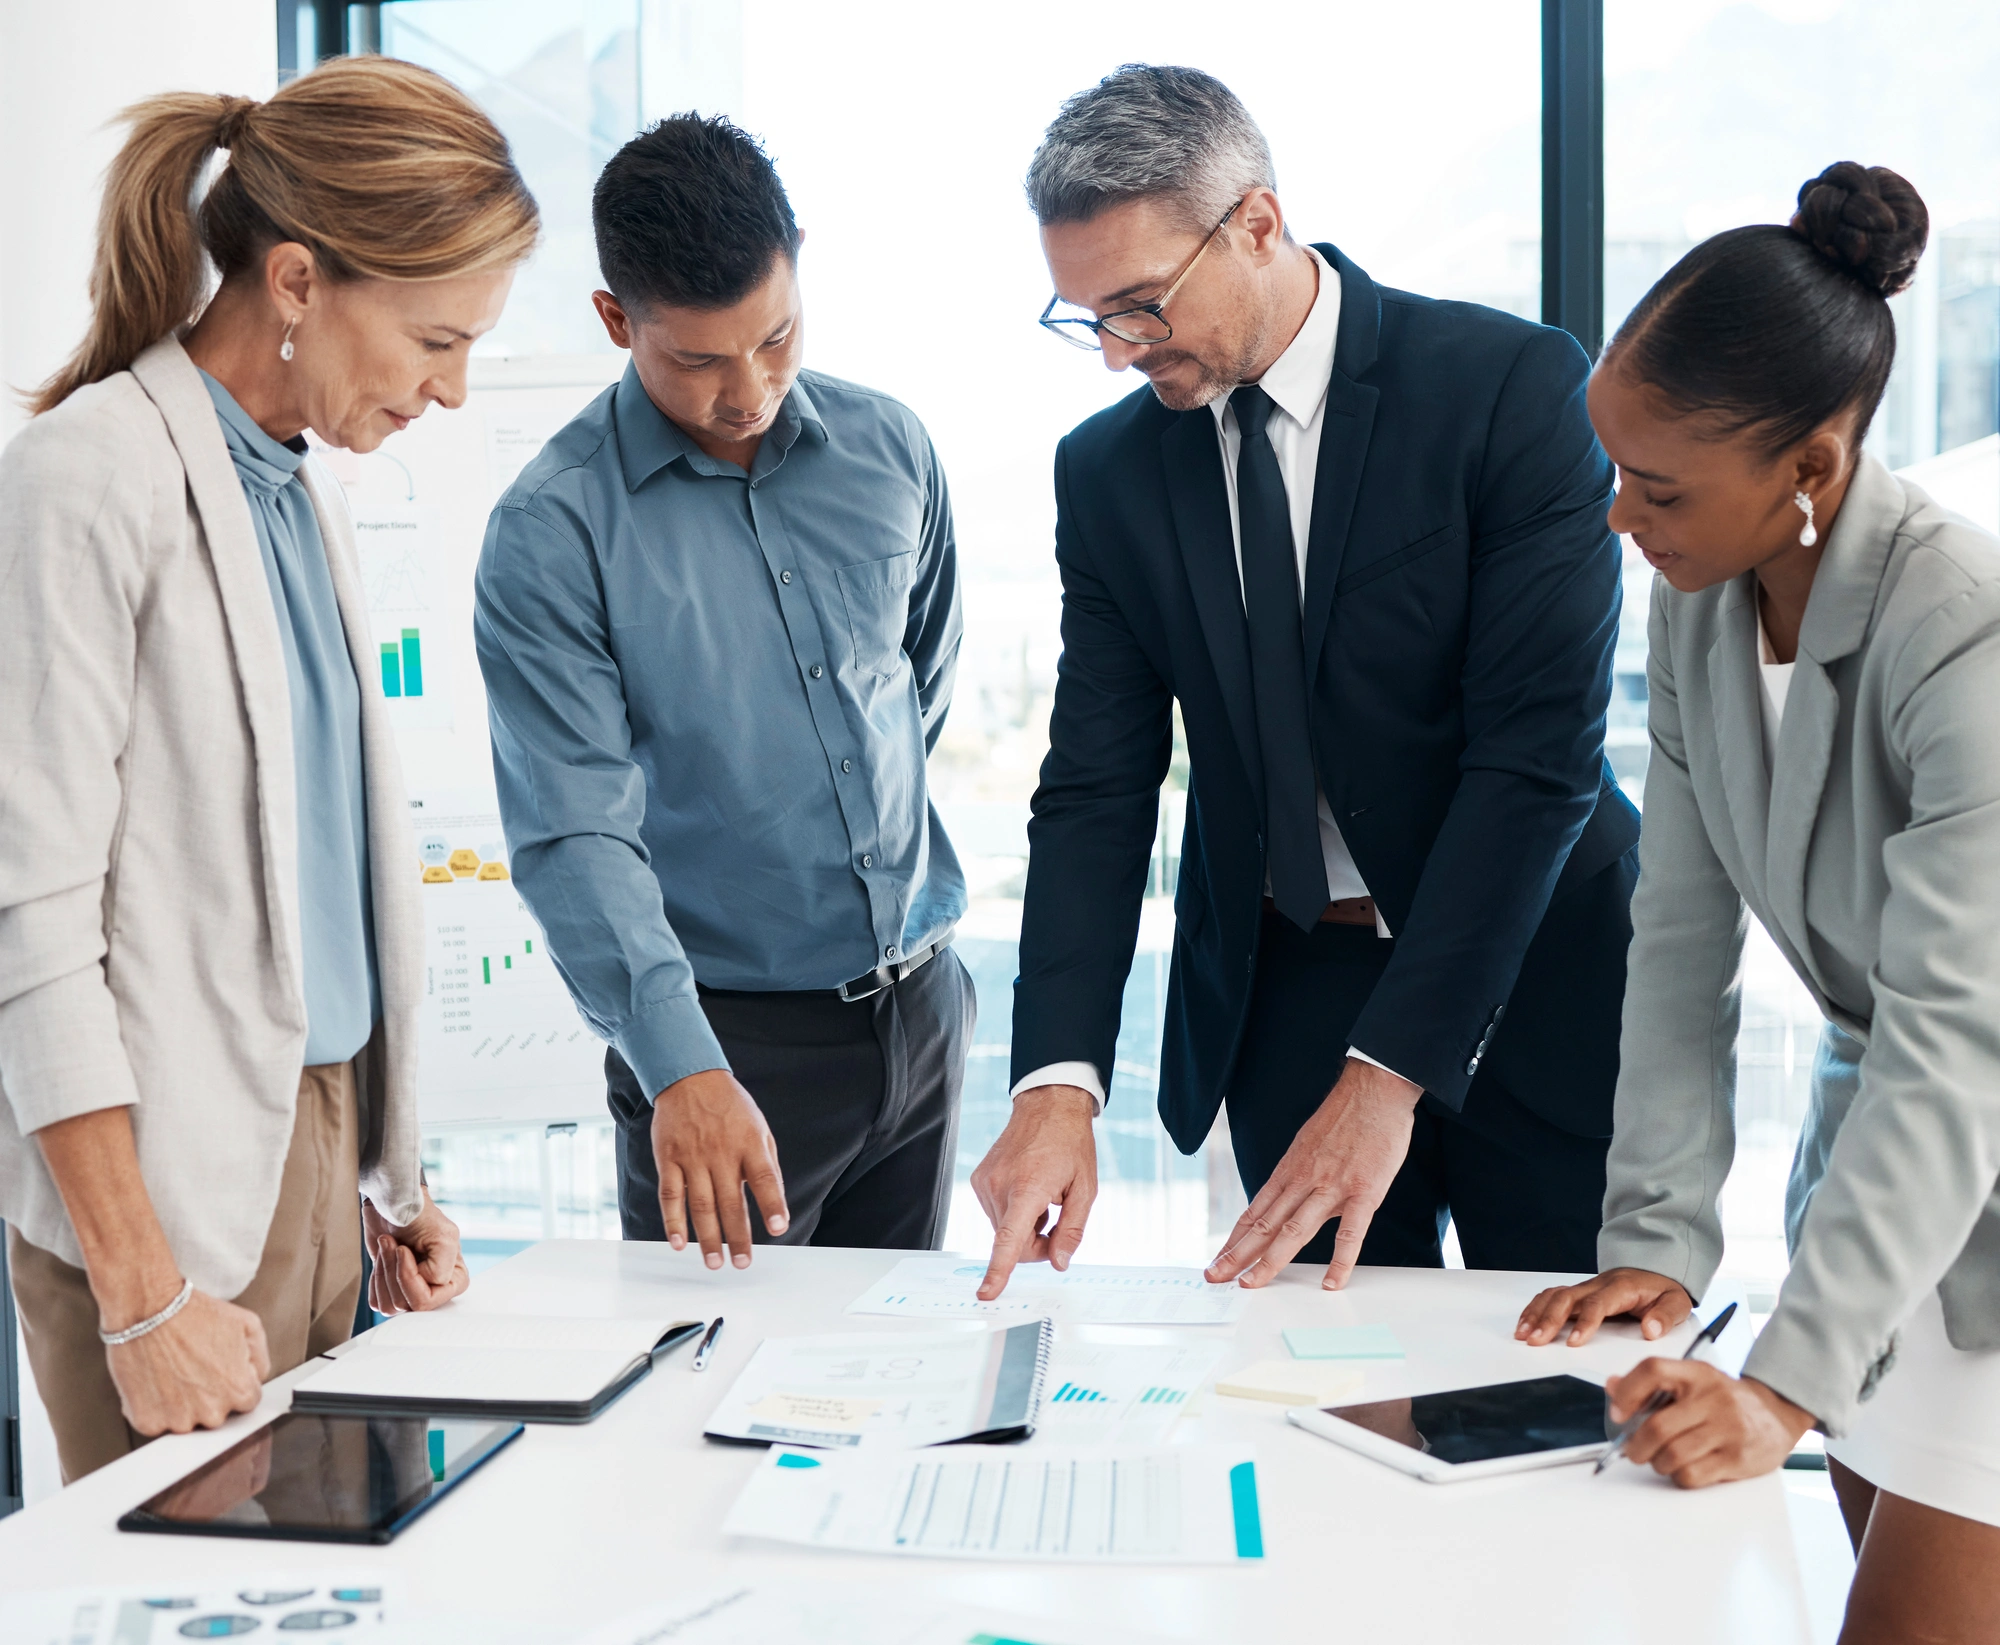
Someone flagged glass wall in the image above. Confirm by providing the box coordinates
[1604,0,2000,1308]
[380,0,1543,1264]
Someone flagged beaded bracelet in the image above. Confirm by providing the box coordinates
[98,1277,195,1347]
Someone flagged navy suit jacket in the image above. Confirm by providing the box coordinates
[1011,246,1641,1149]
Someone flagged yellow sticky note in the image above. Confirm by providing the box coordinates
[1215,1359,1365,1406]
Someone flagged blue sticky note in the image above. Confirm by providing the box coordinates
[1283,1324,1405,1361]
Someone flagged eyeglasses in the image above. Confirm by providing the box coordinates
[1038,198,1243,351]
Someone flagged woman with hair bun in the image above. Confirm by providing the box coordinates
[0,56,538,1480]
[1517,162,2000,1638]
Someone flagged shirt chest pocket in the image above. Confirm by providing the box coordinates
[835,552,917,677]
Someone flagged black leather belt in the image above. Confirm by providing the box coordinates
[837,933,952,1002]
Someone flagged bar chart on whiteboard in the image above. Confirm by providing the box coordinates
[409,788,608,1125]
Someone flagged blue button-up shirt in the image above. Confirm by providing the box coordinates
[474,366,965,1099]
[202,371,380,1067]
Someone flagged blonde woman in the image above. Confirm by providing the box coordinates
[0,58,538,1481]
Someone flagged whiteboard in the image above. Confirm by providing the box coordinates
[319,354,626,1129]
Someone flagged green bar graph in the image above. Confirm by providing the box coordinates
[380,643,402,698]
[400,628,424,696]
[481,957,490,984]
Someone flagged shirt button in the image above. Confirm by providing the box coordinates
[886,945,899,960]
[861,854,873,868]
[780,570,793,584]
[809,664,823,679]
[841,759,852,773]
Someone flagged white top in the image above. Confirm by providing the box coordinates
[1757,603,1795,769]
[0,1238,1811,1644]
[1014,252,1401,1112]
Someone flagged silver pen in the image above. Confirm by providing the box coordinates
[1596,1301,1739,1474]
[690,1315,725,1373]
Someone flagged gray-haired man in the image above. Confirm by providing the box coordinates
[972,65,1638,1299]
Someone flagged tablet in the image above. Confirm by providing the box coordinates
[119,1411,522,1544]
[1287,1372,1610,1483]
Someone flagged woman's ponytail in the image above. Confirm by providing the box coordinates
[28,58,538,416]
[29,93,245,415]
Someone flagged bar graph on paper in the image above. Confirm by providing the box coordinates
[353,493,451,731]
[1036,1342,1224,1445]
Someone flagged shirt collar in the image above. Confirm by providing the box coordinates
[614,362,828,492]
[198,368,307,494]
[1211,245,1343,433]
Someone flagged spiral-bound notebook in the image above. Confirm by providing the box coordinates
[704,1320,1054,1450]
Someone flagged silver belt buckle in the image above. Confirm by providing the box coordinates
[836,935,946,1003]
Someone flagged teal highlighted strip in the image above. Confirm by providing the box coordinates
[379,643,402,698]
[967,1635,1050,1645]
[427,1428,445,1482]
[775,1452,821,1469]
[1229,1460,1264,1559]
[400,628,424,696]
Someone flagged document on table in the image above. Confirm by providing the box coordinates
[703,1321,1052,1449]
[849,1256,1249,1324]
[0,1574,391,1644]
[1037,1339,1226,1444]
[723,1444,1265,1564]
[569,1585,1173,1645]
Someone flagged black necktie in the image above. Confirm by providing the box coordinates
[1232,383,1328,932]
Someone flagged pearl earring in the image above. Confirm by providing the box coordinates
[279,318,297,363]
[1795,490,1817,548]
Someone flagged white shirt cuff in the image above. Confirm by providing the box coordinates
[1010,1061,1105,1116]
[1346,1045,1416,1088]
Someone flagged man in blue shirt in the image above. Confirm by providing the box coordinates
[475,116,971,1272]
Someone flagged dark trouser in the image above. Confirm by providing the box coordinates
[1225,913,1608,1273]
[606,948,975,1250]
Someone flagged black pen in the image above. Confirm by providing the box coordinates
[1595,1301,1739,1474]
[690,1315,725,1373]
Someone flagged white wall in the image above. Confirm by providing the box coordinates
[0,0,275,444]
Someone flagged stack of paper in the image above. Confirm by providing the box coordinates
[723,1444,1265,1564]
[849,1257,1248,1325]
[1216,1359,1366,1405]
[704,1321,1050,1449]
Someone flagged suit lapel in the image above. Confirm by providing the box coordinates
[1160,410,1263,798]
[1301,245,1382,680]
[1709,578,1772,905]
[128,336,304,1009]
[1764,455,1904,967]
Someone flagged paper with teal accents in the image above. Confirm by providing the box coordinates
[1283,1324,1406,1360]
[722,1443,1263,1563]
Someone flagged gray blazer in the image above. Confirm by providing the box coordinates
[1601,453,2000,1438]
[0,337,425,1297]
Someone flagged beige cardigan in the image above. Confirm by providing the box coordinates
[0,336,424,1297]
[1602,454,2000,1437]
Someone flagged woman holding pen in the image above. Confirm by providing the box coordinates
[1517,162,2000,1642]
[0,58,538,1480]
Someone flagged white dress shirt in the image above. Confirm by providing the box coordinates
[1013,249,1406,1113]
[1757,604,1795,769]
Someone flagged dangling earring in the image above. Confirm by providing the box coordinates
[279,317,297,363]
[1795,490,1817,548]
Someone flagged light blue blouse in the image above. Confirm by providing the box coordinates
[202,371,380,1065]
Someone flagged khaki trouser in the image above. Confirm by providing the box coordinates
[8,1061,363,1484]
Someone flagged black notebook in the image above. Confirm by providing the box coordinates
[291,1312,703,1424]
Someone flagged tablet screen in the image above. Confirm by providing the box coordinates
[1322,1373,1610,1465]
[120,1411,521,1543]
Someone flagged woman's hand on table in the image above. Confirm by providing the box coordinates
[1515,1267,1694,1347]
[107,1287,270,1436]
[364,1188,470,1314]
[1605,1359,1816,1487]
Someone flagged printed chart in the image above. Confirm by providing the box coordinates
[1036,1340,1225,1446]
[410,790,607,1126]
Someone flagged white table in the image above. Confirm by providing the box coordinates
[0,1242,1817,1642]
